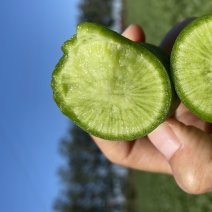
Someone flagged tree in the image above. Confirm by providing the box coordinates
[53,1,127,211]
[53,123,127,212]
[78,0,114,28]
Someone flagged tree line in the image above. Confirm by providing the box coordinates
[53,1,131,212]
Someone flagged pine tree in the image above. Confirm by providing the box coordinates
[53,123,127,212]
[78,0,114,27]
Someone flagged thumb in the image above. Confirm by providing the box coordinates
[148,118,212,194]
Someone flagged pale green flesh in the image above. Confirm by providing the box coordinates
[173,21,212,116]
[59,41,167,138]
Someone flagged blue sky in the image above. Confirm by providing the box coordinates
[0,0,79,211]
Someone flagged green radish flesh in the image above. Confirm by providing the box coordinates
[171,13,212,122]
[51,23,179,140]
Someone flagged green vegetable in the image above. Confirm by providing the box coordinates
[51,23,180,140]
[171,13,212,123]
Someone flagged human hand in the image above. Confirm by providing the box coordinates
[91,20,212,194]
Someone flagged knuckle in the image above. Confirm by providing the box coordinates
[180,172,201,194]
[104,150,124,166]
[177,164,211,194]
[106,155,120,165]
[106,153,128,166]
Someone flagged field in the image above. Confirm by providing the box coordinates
[125,0,212,45]
[124,0,212,211]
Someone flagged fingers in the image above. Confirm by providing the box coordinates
[175,103,212,134]
[148,118,212,194]
[91,135,171,173]
[159,18,196,53]
[122,24,145,42]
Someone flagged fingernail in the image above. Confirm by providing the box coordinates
[148,123,180,160]
[122,25,133,37]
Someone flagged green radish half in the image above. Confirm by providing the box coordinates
[51,23,180,141]
[171,13,212,123]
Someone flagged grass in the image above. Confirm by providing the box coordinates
[124,0,212,211]
[125,0,212,45]
[135,171,212,212]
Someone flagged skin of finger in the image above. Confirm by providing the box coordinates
[175,104,212,134]
[90,24,171,174]
[91,134,171,173]
[167,118,212,194]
